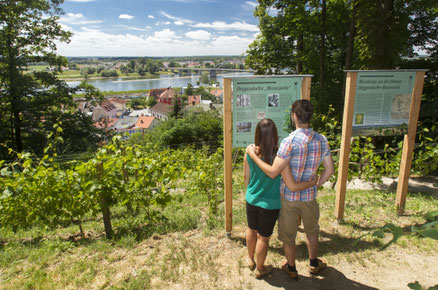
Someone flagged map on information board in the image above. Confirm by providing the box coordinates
[352,71,415,135]
[232,77,303,148]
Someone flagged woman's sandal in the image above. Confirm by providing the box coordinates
[247,257,256,271]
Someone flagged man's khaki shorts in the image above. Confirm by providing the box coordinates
[278,196,320,245]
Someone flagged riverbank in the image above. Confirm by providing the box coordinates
[58,71,175,82]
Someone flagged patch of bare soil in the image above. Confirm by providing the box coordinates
[330,176,438,198]
[91,221,437,289]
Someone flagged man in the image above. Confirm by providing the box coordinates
[246,99,334,279]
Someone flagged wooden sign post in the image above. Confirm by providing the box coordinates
[395,71,425,214]
[223,75,312,236]
[335,72,358,219]
[223,78,233,236]
[335,70,426,220]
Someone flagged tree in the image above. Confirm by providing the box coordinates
[68,63,77,70]
[169,96,183,119]
[0,0,104,159]
[200,72,209,85]
[148,110,223,149]
[194,87,216,102]
[100,70,118,77]
[96,65,105,74]
[246,0,437,115]
[169,60,178,67]
[185,83,194,96]
[146,96,157,108]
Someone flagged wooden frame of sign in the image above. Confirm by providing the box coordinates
[223,76,312,236]
[335,70,427,220]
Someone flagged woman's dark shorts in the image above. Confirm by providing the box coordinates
[246,202,280,237]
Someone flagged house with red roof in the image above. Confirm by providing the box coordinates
[135,116,158,133]
[148,88,168,100]
[92,100,117,121]
[188,95,201,106]
[158,88,176,105]
[109,98,127,114]
[94,118,118,129]
[210,89,223,103]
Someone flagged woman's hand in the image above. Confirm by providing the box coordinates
[313,175,320,187]
[246,144,256,158]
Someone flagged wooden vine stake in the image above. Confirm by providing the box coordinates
[96,163,113,239]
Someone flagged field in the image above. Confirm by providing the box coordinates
[0,169,437,289]
[27,65,174,81]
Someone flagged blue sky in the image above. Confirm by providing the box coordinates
[57,0,261,56]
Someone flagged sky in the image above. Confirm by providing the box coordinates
[57,0,261,57]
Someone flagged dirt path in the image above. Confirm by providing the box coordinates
[93,221,437,289]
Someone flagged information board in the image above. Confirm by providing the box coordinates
[352,71,416,134]
[232,77,303,147]
[335,70,426,219]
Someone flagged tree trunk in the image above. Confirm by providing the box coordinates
[319,0,327,100]
[7,34,23,153]
[296,34,303,73]
[375,0,393,69]
[345,1,357,71]
[343,1,358,98]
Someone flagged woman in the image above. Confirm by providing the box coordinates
[244,119,317,278]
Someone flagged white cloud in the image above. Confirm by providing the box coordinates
[66,0,96,2]
[60,13,103,25]
[153,29,178,40]
[160,11,193,24]
[174,21,184,26]
[119,14,134,20]
[148,15,155,19]
[185,30,211,40]
[167,0,217,2]
[155,21,171,26]
[119,25,145,31]
[242,1,257,11]
[191,21,258,32]
[57,27,256,56]
[245,1,258,7]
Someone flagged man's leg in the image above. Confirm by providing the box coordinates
[278,197,299,279]
[283,241,296,266]
[255,234,270,271]
[302,200,326,274]
[305,233,318,260]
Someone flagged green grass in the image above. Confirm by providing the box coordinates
[0,171,437,288]
[73,89,150,98]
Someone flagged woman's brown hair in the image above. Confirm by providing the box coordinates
[254,119,278,165]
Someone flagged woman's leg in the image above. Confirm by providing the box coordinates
[246,228,257,267]
[255,234,270,270]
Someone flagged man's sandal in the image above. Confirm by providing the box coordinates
[309,258,327,275]
[281,261,298,280]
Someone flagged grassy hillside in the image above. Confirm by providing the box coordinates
[0,168,437,289]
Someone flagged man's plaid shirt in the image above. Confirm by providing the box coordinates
[277,128,331,202]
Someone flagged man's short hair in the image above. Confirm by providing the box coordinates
[292,99,313,124]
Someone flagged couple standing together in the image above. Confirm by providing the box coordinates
[244,99,335,279]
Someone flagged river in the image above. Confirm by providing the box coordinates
[67,72,252,92]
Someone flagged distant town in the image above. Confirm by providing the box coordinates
[38,56,244,139]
